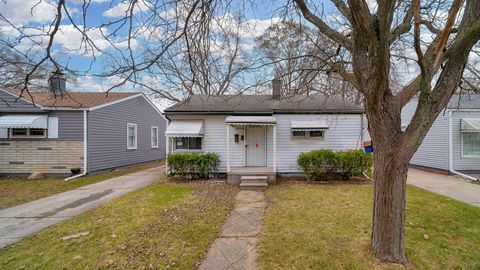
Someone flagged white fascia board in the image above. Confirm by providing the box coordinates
[88,93,143,111]
[40,107,88,111]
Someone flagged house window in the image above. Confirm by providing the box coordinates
[291,130,325,139]
[10,128,46,138]
[173,137,202,151]
[309,130,325,138]
[292,130,307,138]
[127,123,137,149]
[151,126,159,148]
[463,133,480,156]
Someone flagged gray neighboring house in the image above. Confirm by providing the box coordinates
[402,94,480,177]
[0,81,166,175]
[163,81,368,184]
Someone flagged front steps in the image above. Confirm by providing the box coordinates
[239,176,268,190]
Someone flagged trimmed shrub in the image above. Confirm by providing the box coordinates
[335,150,373,180]
[167,152,220,180]
[297,150,336,181]
[297,149,373,181]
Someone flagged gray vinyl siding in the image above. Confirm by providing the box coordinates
[168,114,365,173]
[48,111,84,140]
[401,99,449,171]
[451,111,480,171]
[0,89,42,112]
[275,114,365,173]
[0,110,83,141]
[87,96,166,172]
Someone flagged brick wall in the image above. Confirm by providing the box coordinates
[0,141,83,174]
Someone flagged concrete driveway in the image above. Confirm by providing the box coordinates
[0,165,165,248]
[408,168,480,207]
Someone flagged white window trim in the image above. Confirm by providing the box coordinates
[127,123,137,150]
[461,132,480,158]
[9,128,47,138]
[291,130,325,140]
[151,126,159,148]
[172,137,203,152]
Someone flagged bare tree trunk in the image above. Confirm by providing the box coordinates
[371,146,409,264]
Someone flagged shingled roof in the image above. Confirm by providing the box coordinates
[2,88,139,109]
[164,94,364,114]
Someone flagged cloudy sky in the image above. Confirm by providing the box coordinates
[0,0,295,94]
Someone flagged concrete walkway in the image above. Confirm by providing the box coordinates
[0,165,165,248]
[408,168,480,207]
[199,190,266,270]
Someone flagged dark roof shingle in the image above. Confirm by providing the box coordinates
[165,95,364,114]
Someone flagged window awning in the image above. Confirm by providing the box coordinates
[461,118,480,133]
[225,116,276,125]
[165,120,204,137]
[0,115,48,129]
[291,120,329,131]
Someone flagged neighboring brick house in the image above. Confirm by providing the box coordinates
[0,78,166,175]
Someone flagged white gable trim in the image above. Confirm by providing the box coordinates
[88,93,142,111]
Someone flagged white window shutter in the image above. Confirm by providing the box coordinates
[0,128,7,138]
[48,117,59,138]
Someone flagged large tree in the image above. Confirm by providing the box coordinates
[1,0,479,265]
[292,0,480,263]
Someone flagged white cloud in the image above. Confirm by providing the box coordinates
[0,0,57,25]
[102,1,149,17]
[10,24,137,57]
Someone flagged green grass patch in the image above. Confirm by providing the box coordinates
[0,181,237,269]
[259,182,480,270]
[0,160,163,210]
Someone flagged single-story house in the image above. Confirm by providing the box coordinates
[402,95,480,178]
[0,77,166,175]
[163,80,368,184]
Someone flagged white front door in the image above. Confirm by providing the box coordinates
[246,126,266,166]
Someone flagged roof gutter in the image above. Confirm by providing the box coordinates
[447,109,478,181]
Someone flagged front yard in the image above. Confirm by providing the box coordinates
[0,160,163,210]
[0,180,237,269]
[259,182,480,269]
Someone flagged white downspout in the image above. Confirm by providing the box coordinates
[273,125,277,173]
[448,109,477,181]
[226,125,230,172]
[65,110,88,181]
[165,117,170,174]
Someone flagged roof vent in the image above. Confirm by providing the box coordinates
[272,77,281,100]
[49,71,66,95]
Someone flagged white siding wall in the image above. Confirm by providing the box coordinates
[452,111,480,171]
[276,114,365,173]
[168,115,242,172]
[169,114,365,173]
[401,99,449,171]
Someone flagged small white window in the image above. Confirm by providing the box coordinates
[151,126,159,148]
[173,137,202,151]
[292,130,307,139]
[462,133,480,157]
[309,130,325,139]
[10,128,46,138]
[127,123,137,150]
[291,130,325,139]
